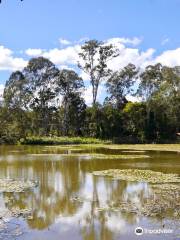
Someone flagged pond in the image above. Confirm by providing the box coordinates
[0,145,179,240]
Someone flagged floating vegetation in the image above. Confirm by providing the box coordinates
[0,207,33,240]
[151,183,180,191]
[70,182,180,221]
[121,150,147,153]
[0,221,23,239]
[93,169,180,183]
[89,154,150,159]
[28,153,150,160]
[70,196,84,203]
[95,203,138,214]
[9,150,22,153]
[78,182,180,220]
[0,179,34,239]
[142,183,180,219]
[54,153,150,159]
[0,207,32,220]
[29,154,61,156]
[66,149,88,153]
[105,144,180,152]
[0,179,38,193]
[11,207,32,219]
[70,196,98,203]
[95,198,180,219]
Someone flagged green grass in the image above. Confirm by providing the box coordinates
[19,136,109,145]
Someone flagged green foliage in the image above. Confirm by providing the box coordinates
[123,102,146,143]
[79,40,119,105]
[137,64,180,142]
[106,64,138,108]
[0,42,179,144]
[20,136,106,145]
[137,63,164,101]
[55,69,85,135]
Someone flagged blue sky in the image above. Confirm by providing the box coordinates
[1,0,180,103]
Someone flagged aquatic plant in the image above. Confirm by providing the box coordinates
[93,169,180,183]
[0,179,38,193]
[0,206,33,239]
[105,144,180,152]
[58,153,150,159]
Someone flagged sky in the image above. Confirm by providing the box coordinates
[1,0,180,104]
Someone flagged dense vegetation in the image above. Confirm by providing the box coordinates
[0,40,179,144]
[20,136,107,145]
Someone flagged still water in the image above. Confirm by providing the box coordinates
[0,145,179,240]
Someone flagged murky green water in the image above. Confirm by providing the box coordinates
[0,145,179,240]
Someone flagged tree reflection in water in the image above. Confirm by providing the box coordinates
[0,146,179,239]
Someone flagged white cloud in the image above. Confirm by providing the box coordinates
[161,38,169,46]
[2,36,180,74]
[24,37,144,71]
[1,36,180,107]
[0,84,4,101]
[83,84,106,106]
[22,39,180,74]
[58,65,75,71]
[154,48,180,67]
[25,48,44,57]
[2,37,180,105]
[83,86,92,106]
[80,71,89,82]
[126,95,142,103]
[0,45,27,71]
[83,80,141,105]
[107,37,142,46]
[59,38,71,45]
[107,38,155,71]
[76,37,89,44]
[43,45,81,66]
[0,84,4,94]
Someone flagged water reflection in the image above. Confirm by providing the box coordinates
[0,145,179,239]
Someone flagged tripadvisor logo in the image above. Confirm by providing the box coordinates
[135,227,144,236]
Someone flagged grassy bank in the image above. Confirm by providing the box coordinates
[19,137,180,152]
[20,136,109,145]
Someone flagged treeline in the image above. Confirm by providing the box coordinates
[0,40,179,144]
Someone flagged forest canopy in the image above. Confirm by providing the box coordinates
[0,40,179,144]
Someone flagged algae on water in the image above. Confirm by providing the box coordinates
[92,169,180,220]
[0,178,35,239]
[71,181,180,220]
[93,169,180,183]
[58,153,150,159]
[0,179,37,193]
[0,206,33,239]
